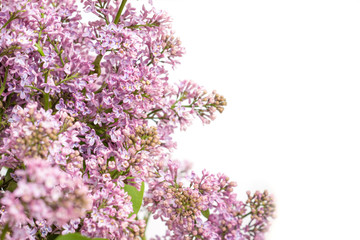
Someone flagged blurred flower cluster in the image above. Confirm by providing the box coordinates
[0,0,274,239]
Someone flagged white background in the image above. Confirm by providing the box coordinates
[81,0,360,238]
[147,0,360,239]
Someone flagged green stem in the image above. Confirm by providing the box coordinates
[43,71,50,110]
[37,26,44,44]
[0,45,21,57]
[1,13,17,30]
[44,94,50,110]
[95,8,110,25]
[35,43,45,57]
[114,0,127,24]
[94,81,107,94]
[48,38,65,66]
[141,212,151,240]
[35,26,46,56]
[97,0,104,8]
[0,223,9,240]
[24,85,45,94]
[126,22,160,29]
[241,211,252,219]
[56,72,80,86]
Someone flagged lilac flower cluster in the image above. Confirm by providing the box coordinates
[145,160,275,240]
[0,0,274,239]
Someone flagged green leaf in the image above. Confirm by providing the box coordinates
[124,182,145,215]
[47,234,60,240]
[1,223,9,240]
[55,233,107,240]
[110,169,121,179]
[7,181,17,192]
[201,209,210,219]
[89,54,103,76]
[4,168,13,182]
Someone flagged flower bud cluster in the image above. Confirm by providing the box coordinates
[146,80,228,132]
[128,124,161,150]
[211,91,228,113]
[246,190,276,233]
[144,161,271,240]
[144,161,273,240]
[14,115,58,159]
[189,88,227,124]
[159,34,184,64]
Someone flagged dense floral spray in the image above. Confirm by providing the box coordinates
[0,0,275,239]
